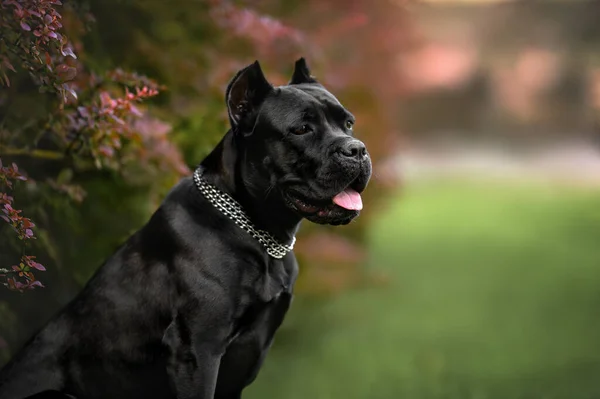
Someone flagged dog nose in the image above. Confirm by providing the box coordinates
[338,140,367,160]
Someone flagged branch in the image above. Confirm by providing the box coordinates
[0,147,64,160]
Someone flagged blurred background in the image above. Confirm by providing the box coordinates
[1,0,600,398]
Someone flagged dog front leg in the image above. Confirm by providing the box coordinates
[164,316,225,399]
[167,345,221,399]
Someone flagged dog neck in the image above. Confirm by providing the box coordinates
[199,130,301,245]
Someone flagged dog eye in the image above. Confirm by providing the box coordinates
[345,120,354,130]
[293,125,312,135]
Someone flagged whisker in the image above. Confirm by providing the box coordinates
[264,182,276,198]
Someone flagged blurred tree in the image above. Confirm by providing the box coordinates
[0,0,412,364]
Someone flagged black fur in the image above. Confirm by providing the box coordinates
[0,58,371,399]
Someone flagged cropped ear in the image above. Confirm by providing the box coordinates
[289,57,319,85]
[226,61,273,132]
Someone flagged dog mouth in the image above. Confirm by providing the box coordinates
[286,189,362,213]
[284,183,364,224]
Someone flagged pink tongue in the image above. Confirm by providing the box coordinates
[332,188,363,211]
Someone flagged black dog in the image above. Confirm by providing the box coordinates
[0,58,371,399]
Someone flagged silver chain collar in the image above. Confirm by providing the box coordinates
[193,168,296,259]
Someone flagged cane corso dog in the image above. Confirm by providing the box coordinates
[0,58,371,399]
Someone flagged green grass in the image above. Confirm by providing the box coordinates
[246,180,600,399]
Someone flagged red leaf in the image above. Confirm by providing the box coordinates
[60,46,77,59]
[56,64,77,82]
[13,280,25,289]
[30,262,45,271]
[109,114,125,125]
[2,59,16,73]
[99,91,114,107]
[129,104,143,117]
[0,193,13,204]
[1,72,10,87]
[29,280,44,288]
[7,1,23,11]
[65,87,77,102]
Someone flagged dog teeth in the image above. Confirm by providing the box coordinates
[297,199,311,207]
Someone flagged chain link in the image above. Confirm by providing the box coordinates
[193,168,295,259]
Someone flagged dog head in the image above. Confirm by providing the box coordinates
[226,58,372,226]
